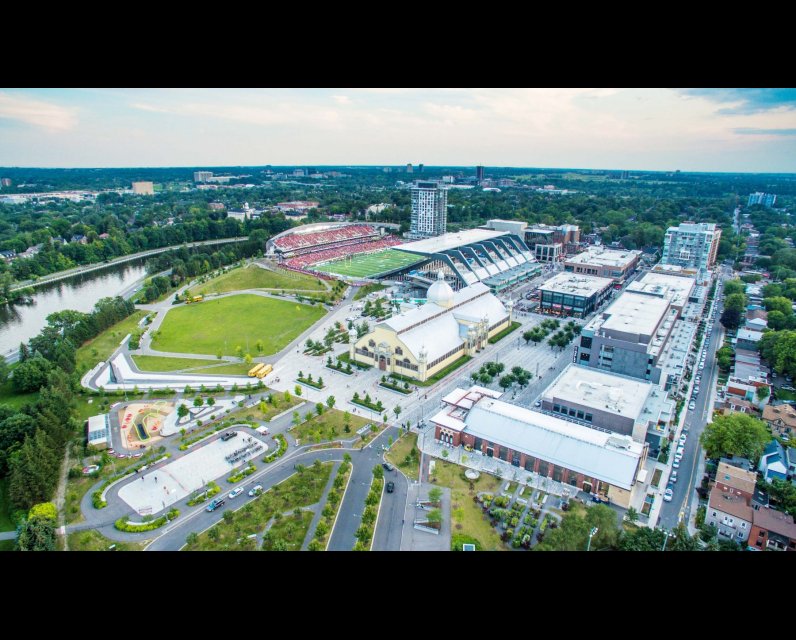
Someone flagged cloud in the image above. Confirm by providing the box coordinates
[332,95,351,105]
[733,127,796,136]
[678,88,796,114]
[0,92,77,131]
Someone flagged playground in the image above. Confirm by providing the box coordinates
[117,401,176,450]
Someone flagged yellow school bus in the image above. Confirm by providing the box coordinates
[248,363,265,377]
[256,364,273,379]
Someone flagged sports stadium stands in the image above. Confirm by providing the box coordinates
[284,237,402,270]
[274,224,379,256]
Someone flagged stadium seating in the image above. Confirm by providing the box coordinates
[274,224,379,256]
[282,236,402,271]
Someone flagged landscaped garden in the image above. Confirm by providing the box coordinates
[75,310,147,373]
[289,407,369,445]
[67,529,148,551]
[353,465,385,550]
[309,457,352,550]
[488,320,521,344]
[351,391,384,414]
[131,355,222,372]
[296,371,325,390]
[151,294,326,357]
[385,432,419,480]
[379,374,413,395]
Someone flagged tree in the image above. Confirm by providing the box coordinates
[193,396,204,408]
[720,307,742,330]
[186,532,198,546]
[756,385,770,402]
[617,527,666,551]
[625,507,639,523]
[723,279,746,296]
[700,413,771,460]
[177,404,189,419]
[207,397,215,407]
[292,411,301,428]
[767,478,796,518]
[724,292,747,313]
[256,339,264,353]
[426,508,442,525]
[393,405,401,420]
[499,375,515,391]
[0,358,7,386]
[716,345,733,372]
[428,487,442,504]
[523,330,533,345]
[767,310,788,331]
[326,395,336,410]
[764,296,794,316]
[317,376,323,387]
[12,355,53,393]
[16,510,57,551]
[316,402,324,416]
[244,353,253,365]
[235,345,243,360]
[294,385,302,397]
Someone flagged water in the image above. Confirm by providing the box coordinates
[0,259,149,355]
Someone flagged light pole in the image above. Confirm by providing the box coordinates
[586,527,598,551]
[661,529,673,551]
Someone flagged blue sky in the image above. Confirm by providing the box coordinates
[0,88,794,172]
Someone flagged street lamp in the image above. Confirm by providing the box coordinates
[586,527,598,551]
[661,529,674,551]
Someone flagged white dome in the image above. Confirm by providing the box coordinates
[427,271,454,308]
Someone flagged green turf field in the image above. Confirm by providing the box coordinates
[150,294,326,357]
[314,249,421,278]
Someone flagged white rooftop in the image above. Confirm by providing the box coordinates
[539,272,614,298]
[87,414,107,435]
[431,393,644,491]
[627,271,696,308]
[397,229,509,255]
[542,364,652,419]
[596,292,671,339]
[566,247,641,268]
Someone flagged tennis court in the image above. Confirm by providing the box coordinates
[314,249,422,278]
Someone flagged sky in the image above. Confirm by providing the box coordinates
[0,88,795,172]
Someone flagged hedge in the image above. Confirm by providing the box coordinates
[115,508,179,532]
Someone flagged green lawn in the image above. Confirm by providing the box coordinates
[75,310,147,374]
[262,511,314,551]
[386,432,419,480]
[420,355,473,387]
[151,294,326,357]
[353,283,386,300]
[314,249,421,278]
[72,396,104,422]
[0,378,39,410]
[290,408,370,444]
[131,355,222,372]
[184,462,332,551]
[190,363,253,376]
[232,392,303,422]
[196,265,329,295]
[68,529,148,551]
[0,478,16,531]
[488,321,521,344]
[431,460,505,551]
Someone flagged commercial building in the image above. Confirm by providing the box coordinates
[540,364,675,451]
[538,272,614,318]
[406,163,413,173]
[476,165,485,183]
[350,276,511,381]
[626,270,697,314]
[409,181,447,238]
[660,222,721,272]
[748,192,777,208]
[131,181,154,195]
[429,385,648,508]
[86,414,110,449]
[194,171,213,183]
[578,291,677,384]
[564,246,641,282]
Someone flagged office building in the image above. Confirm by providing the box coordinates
[748,192,777,208]
[409,181,447,238]
[194,171,213,183]
[131,181,154,195]
[430,385,648,508]
[660,222,721,272]
[406,163,413,173]
[626,271,697,314]
[564,246,641,283]
[476,165,485,183]
[418,163,424,173]
[0,178,11,188]
[538,273,614,318]
[578,291,678,384]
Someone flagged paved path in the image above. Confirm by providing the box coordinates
[301,461,340,550]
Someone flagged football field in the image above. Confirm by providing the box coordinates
[314,249,422,278]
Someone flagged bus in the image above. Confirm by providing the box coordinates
[248,363,265,377]
[256,364,273,379]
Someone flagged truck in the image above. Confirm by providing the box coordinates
[248,363,265,377]
[256,364,273,379]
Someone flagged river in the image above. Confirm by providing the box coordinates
[0,259,149,355]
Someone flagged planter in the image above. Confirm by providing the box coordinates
[296,378,325,390]
[378,382,413,395]
[325,364,354,377]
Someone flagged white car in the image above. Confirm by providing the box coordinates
[672,459,681,469]
[228,487,244,499]
[676,446,685,456]
[674,454,683,464]
[689,401,696,410]
[663,488,674,502]
[248,484,263,497]
[670,470,679,483]
[698,364,705,370]
[679,434,687,446]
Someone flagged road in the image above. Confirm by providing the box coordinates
[658,273,725,530]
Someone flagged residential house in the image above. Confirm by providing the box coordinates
[763,404,796,438]
[98,233,110,240]
[706,489,754,544]
[714,461,757,501]
[758,441,792,483]
[749,508,796,551]
[0,249,16,261]
[70,234,88,245]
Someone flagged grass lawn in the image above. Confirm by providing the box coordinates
[0,478,16,531]
[65,453,146,524]
[232,392,303,422]
[72,396,104,422]
[262,511,314,551]
[131,355,221,372]
[184,462,332,551]
[151,294,326,357]
[0,378,39,410]
[353,283,386,300]
[68,529,148,551]
[488,321,521,344]
[289,408,369,444]
[189,363,253,376]
[314,249,421,278]
[386,432,419,480]
[0,539,14,552]
[75,310,147,374]
[774,388,796,401]
[431,460,505,551]
[196,265,328,295]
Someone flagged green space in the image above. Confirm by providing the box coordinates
[68,529,148,551]
[0,539,14,552]
[190,363,253,376]
[263,511,314,551]
[0,378,38,410]
[312,461,351,550]
[290,408,369,444]
[775,388,796,401]
[72,396,103,422]
[431,460,505,551]
[0,478,16,531]
[233,391,303,422]
[337,352,372,370]
[314,249,421,278]
[386,432,419,480]
[184,461,332,551]
[151,294,326,357]
[421,355,473,387]
[131,355,221,372]
[75,310,147,373]
[196,265,328,295]
[488,321,521,344]
[353,283,386,300]
[353,466,384,550]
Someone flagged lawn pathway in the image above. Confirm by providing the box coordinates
[300,461,340,550]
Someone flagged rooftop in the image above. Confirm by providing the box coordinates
[753,507,796,538]
[626,271,696,308]
[763,403,796,429]
[538,272,614,298]
[587,292,672,342]
[708,488,754,522]
[565,246,641,268]
[397,229,509,255]
[666,222,719,234]
[715,461,758,495]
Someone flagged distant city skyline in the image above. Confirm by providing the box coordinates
[0,88,795,172]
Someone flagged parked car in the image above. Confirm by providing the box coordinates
[679,434,687,446]
[228,487,244,499]
[82,465,100,475]
[248,484,263,497]
[663,488,674,502]
[220,431,238,442]
[206,498,225,512]
[382,462,395,472]
[676,446,685,456]
[671,470,678,483]
[534,400,542,407]
[672,459,681,469]
[689,401,696,410]
[386,481,395,493]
